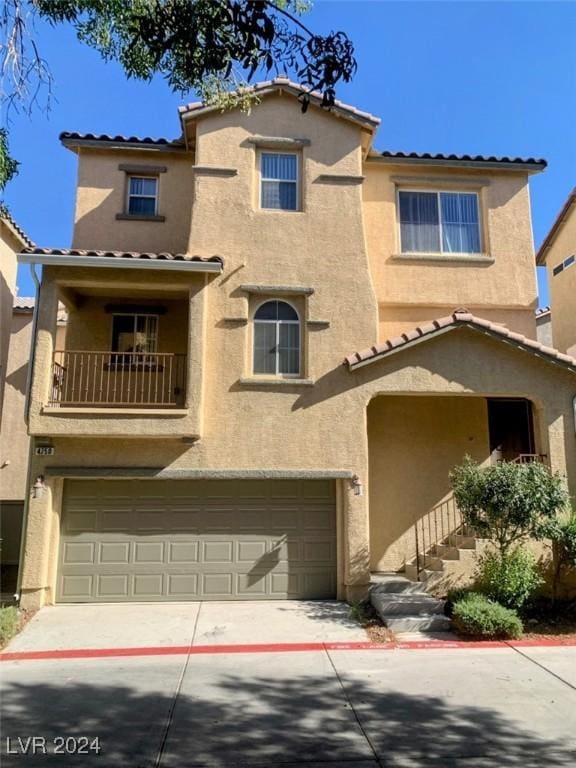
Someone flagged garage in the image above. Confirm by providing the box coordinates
[57,478,337,602]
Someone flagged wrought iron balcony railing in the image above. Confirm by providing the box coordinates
[49,351,187,408]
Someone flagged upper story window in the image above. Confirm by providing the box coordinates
[253,300,300,376]
[399,190,481,254]
[552,254,575,276]
[127,176,158,216]
[112,314,159,353]
[260,152,299,211]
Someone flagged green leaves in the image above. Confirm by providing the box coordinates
[475,548,543,610]
[0,129,19,193]
[452,592,523,640]
[35,1,357,104]
[450,457,569,554]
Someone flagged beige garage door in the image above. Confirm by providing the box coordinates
[58,478,336,602]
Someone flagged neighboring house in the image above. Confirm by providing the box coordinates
[536,188,576,357]
[0,216,34,594]
[15,78,576,610]
[535,306,552,348]
[0,213,33,426]
[0,298,67,591]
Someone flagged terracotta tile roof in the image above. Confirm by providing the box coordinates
[536,187,576,265]
[1,211,34,248]
[371,150,547,171]
[60,132,186,149]
[178,76,381,128]
[22,247,222,265]
[13,296,35,311]
[345,308,576,373]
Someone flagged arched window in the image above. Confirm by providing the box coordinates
[253,300,300,375]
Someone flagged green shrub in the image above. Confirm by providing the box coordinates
[0,606,20,647]
[445,587,472,617]
[452,592,523,639]
[476,548,543,610]
[450,457,568,555]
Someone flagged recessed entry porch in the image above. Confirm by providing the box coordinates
[367,394,543,574]
[49,285,190,409]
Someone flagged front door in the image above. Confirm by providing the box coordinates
[487,398,535,462]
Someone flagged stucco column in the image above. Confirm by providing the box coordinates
[544,401,576,497]
[19,471,61,610]
[28,275,59,422]
[342,483,371,602]
[186,277,207,437]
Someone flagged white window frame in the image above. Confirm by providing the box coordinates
[126,175,159,217]
[111,313,159,353]
[259,151,300,212]
[252,299,301,377]
[397,188,483,255]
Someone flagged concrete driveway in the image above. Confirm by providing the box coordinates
[4,600,368,652]
[1,643,576,767]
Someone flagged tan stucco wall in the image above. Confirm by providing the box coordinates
[0,312,33,501]
[0,224,21,429]
[72,148,194,254]
[21,326,576,608]
[368,395,490,571]
[363,164,538,337]
[544,205,576,356]
[18,95,576,608]
[379,306,537,341]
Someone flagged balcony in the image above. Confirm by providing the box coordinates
[49,351,187,409]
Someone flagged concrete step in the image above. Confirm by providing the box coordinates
[433,544,460,560]
[421,555,444,571]
[371,592,445,617]
[370,573,429,594]
[383,614,452,633]
[447,533,477,549]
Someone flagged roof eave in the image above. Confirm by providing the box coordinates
[18,251,223,273]
[536,189,576,265]
[61,137,188,154]
[179,82,381,133]
[347,322,576,375]
[367,154,547,173]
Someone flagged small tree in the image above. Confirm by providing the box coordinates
[540,510,576,602]
[450,457,568,555]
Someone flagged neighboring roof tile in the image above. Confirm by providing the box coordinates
[22,247,223,265]
[345,309,576,373]
[536,187,576,265]
[13,296,35,311]
[1,211,34,248]
[372,150,547,171]
[60,132,186,149]
[178,76,381,129]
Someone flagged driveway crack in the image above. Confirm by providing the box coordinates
[325,647,385,767]
[154,604,203,767]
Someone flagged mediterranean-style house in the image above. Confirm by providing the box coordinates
[14,78,576,610]
[0,215,34,595]
[536,188,576,357]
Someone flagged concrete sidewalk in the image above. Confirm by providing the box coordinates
[6,601,368,652]
[1,644,575,767]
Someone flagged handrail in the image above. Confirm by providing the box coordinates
[49,350,187,408]
[413,493,464,577]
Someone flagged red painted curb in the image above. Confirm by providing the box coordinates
[2,637,575,662]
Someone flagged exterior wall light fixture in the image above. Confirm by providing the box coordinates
[351,474,363,496]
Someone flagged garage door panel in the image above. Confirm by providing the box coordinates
[133,574,164,597]
[99,541,131,564]
[167,573,199,597]
[169,541,199,563]
[58,479,336,602]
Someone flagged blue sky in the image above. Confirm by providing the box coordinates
[5,1,576,304]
